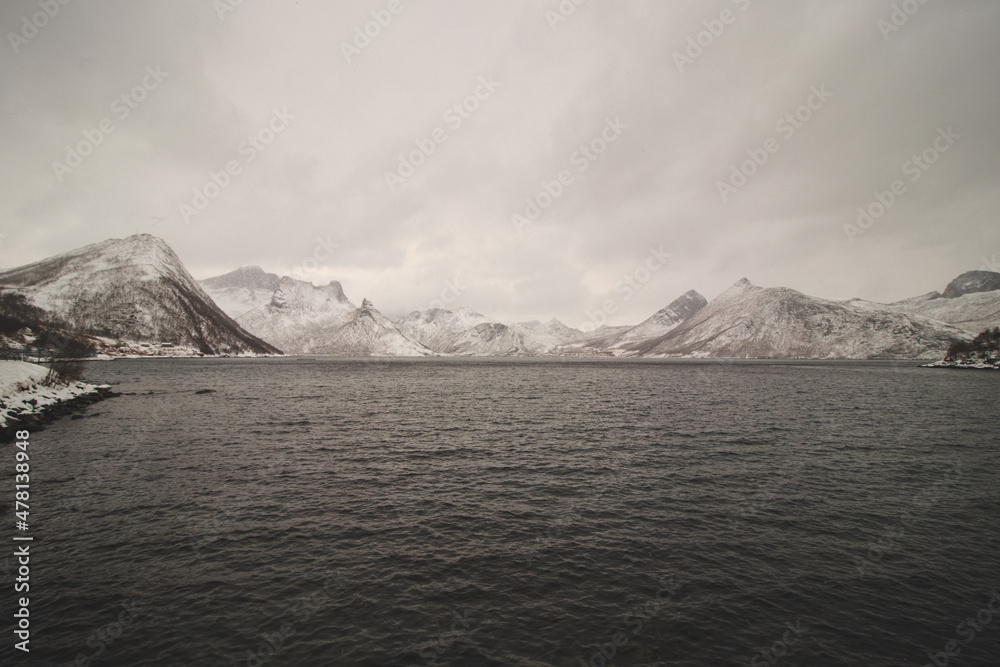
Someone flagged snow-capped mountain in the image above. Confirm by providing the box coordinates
[396,307,588,355]
[199,266,281,319]
[885,270,1000,334]
[940,270,1000,299]
[227,276,432,356]
[10,235,990,361]
[514,318,592,351]
[0,235,279,355]
[632,278,970,359]
[615,289,708,346]
[565,290,708,355]
[447,320,579,356]
[396,307,491,352]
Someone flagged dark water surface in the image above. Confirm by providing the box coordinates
[3,358,999,666]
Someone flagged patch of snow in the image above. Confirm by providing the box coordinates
[0,360,103,429]
[0,361,49,398]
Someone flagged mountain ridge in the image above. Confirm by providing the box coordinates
[206,266,999,359]
[5,234,997,359]
[228,275,432,356]
[0,235,279,356]
[629,278,972,359]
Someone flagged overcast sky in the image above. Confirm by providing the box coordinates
[1,0,997,326]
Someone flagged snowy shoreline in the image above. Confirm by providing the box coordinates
[0,361,119,441]
[921,360,1000,371]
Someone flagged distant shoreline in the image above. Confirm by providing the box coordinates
[921,360,1000,371]
[90,355,935,364]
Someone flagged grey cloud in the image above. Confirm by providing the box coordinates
[1,0,997,326]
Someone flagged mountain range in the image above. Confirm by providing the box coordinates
[204,267,431,356]
[2,234,998,360]
[395,308,591,356]
[620,278,968,359]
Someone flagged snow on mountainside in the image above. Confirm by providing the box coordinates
[884,271,1000,334]
[396,308,588,355]
[198,262,994,359]
[634,279,970,359]
[234,277,431,356]
[199,266,281,319]
[449,320,579,356]
[616,289,708,346]
[10,235,990,361]
[0,235,279,355]
[396,307,491,352]
[558,325,634,357]
[566,290,708,355]
[514,319,592,351]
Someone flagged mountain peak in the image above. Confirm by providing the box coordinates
[677,289,709,306]
[941,270,1000,299]
[266,276,354,311]
[237,286,428,356]
[115,234,178,262]
[717,278,756,300]
[324,280,349,303]
[0,233,185,290]
[649,290,708,322]
[201,265,281,291]
[122,232,163,245]
[0,235,278,354]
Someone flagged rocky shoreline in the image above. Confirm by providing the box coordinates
[0,385,120,442]
[921,359,999,371]
[0,363,121,442]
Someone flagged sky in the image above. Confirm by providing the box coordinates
[1,0,998,328]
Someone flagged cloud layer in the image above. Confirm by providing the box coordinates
[1,0,998,327]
